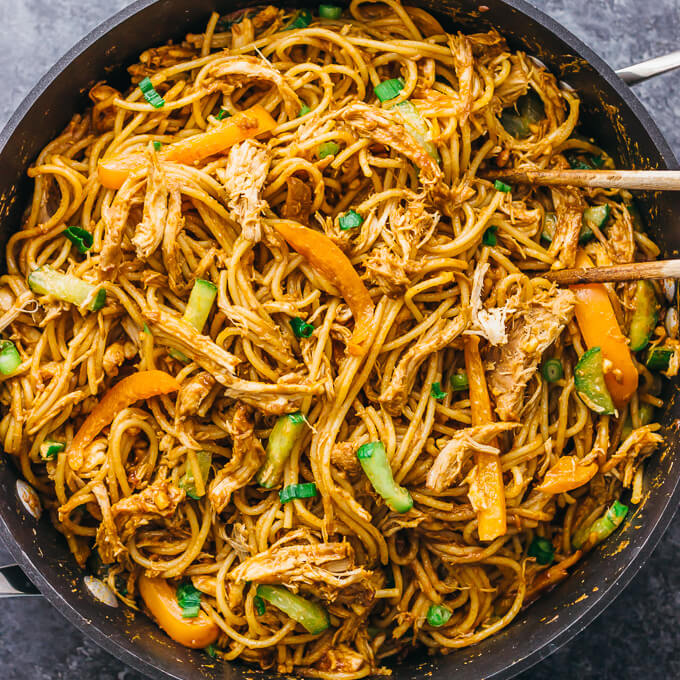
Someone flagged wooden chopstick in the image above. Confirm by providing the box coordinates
[543,259,680,286]
[484,169,680,190]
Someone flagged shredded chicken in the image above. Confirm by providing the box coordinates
[208,405,265,512]
[364,245,414,297]
[313,646,366,673]
[427,422,518,492]
[230,539,375,604]
[331,441,361,476]
[131,153,169,259]
[231,17,255,50]
[218,140,271,242]
[487,288,575,420]
[610,424,663,487]
[176,372,216,418]
[548,188,587,269]
[380,314,468,415]
[94,476,185,563]
[205,56,300,118]
[466,262,514,345]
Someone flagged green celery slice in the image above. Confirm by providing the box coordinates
[28,266,106,311]
[256,585,329,634]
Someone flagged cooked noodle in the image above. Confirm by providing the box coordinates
[0,0,675,675]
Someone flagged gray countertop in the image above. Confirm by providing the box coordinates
[1,0,679,678]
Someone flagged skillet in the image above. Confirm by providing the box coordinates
[0,1,679,678]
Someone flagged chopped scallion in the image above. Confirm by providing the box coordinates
[318,4,343,19]
[426,604,452,627]
[138,77,165,109]
[430,381,447,400]
[339,209,363,230]
[541,359,564,383]
[374,78,404,102]
[450,371,468,391]
[482,226,498,246]
[40,439,65,461]
[494,179,511,193]
[216,108,231,121]
[291,317,314,338]
[528,536,555,565]
[176,582,202,618]
[152,141,162,151]
[318,141,339,159]
[279,482,318,504]
[62,226,93,254]
[254,595,266,615]
[285,8,313,29]
[298,105,311,117]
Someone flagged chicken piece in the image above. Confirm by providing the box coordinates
[91,483,125,564]
[132,154,169,259]
[177,372,216,418]
[231,17,254,50]
[611,424,663,487]
[341,102,448,203]
[313,646,366,673]
[205,56,300,118]
[487,288,575,421]
[466,262,514,346]
[331,441,361,476]
[426,422,518,492]
[218,140,271,242]
[605,208,635,264]
[380,314,468,415]
[102,342,126,377]
[229,541,375,604]
[281,176,313,224]
[252,5,280,29]
[100,176,141,278]
[548,188,587,269]
[448,33,474,123]
[364,246,414,297]
[208,405,265,512]
[128,45,198,82]
[89,83,121,132]
[95,477,185,563]
[161,188,185,293]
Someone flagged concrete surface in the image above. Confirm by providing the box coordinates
[0,0,679,678]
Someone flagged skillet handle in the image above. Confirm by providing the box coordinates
[616,50,680,85]
[0,563,41,597]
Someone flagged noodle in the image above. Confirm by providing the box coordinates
[0,1,675,675]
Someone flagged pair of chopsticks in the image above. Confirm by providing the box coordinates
[483,168,680,285]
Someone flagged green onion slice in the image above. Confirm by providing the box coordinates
[0,340,21,376]
[254,595,266,615]
[62,227,93,254]
[285,9,313,29]
[494,179,511,193]
[482,226,498,246]
[426,604,452,627]
[339,209,363,231]
[152,141,162,151]
[279,482,318,504]
[527,536,555,565]
[216,108,231,121]
[541,359,564,383]
[318,4,343,19]
[40,439,65,461]
[374,78,404,102]
[450,371,469,391]
[176,582,202,618]
[139,77,165,109]
[298,105,311,117]
[318,141,340,159]
[291,317,314,338]
[430,381,447,400]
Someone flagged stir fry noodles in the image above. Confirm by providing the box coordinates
[1,0,676,674]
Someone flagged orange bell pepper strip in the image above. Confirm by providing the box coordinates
[138,575,219,649]
[536,455,599,494]
[571,251,638,407]
[464,335,507,541]
[97,104,276,189]
[270,220,375,355]
[66,370,180,471]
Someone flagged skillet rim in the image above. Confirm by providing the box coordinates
[0,1,678,679]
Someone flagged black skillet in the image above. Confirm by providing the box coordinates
[0,1,679,678]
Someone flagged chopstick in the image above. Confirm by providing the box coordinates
[483,169,680,190]
[543,259,680,286]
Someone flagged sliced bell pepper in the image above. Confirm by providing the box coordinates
[270,220,374,354]
[571,251,638,407]
[67,370,180,471]
[97,104,276,189]
[464,335,506,541]
[138,575,219,649]
[536,455,598,494]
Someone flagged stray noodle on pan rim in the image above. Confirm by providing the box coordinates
[0,0,677,675]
